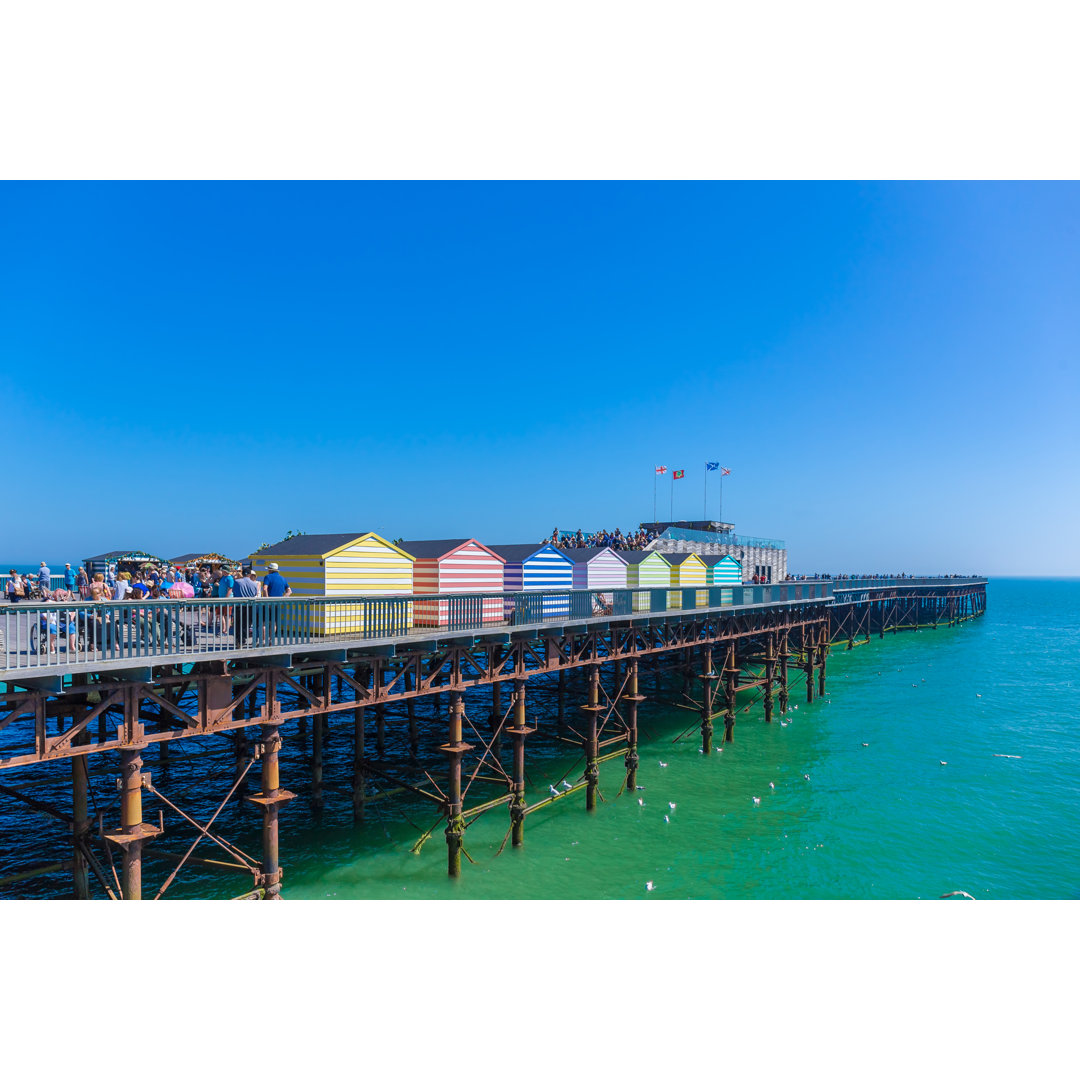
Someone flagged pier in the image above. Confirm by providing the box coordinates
[0,577,986,898]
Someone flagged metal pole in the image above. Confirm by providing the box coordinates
[509,679,528,847]
[445,691,466,877]
[778,630,789,715]
[352,705,366,821]
[724,643,736,743]
[119,748,144,900]
[805,624,814,703]
[248,722,293,899]
[818,623,827,698]
[72,725,90,900]
[584,665,600,810]
[700,644,714,754]
[763,633,775,724]
[624,659,641,792]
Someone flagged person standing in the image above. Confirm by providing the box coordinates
[216,565,236,634]
[6,570,24,603]
[232,566,260,647]
[76,565,89,595]
[38,561,51,594]
[261,562,291,645]
[63,562,76,592]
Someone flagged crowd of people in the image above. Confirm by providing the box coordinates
[5,560,296,655]
[545,527,660,551]
[5,560,293,604]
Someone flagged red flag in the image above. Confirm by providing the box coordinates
[720,467,731,476]
[655,465,667,475]
[673,469,684,479]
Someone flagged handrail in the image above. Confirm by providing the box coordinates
[0,581,840,678]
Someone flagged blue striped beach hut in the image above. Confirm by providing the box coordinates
[489,543,574,619]
[707,554,742,603]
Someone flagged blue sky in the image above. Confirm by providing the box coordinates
[2,182,1077,574]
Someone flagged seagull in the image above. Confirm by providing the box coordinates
[862,742,869,747]
[939,760,948,766]
[715,747,723,753]
[561,780,573,790]
[768,782,775,789]
[646,881,655,891]
[976,693,982,698]
[664,814,670,823]
[659,761,668,768]
[803,774,810,781]
[635,785,645,791]
[780,720,788,727]
[549,785,559,797]
[668,802,676,810]
[752,797,761,805]
[940,890,975,900]
[638,798,644,806]
[912,684,917,688]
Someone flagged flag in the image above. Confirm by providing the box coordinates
[673,469,684,479]
[720,467,731,476]
[655,465,667,475]
[706,462,719,471]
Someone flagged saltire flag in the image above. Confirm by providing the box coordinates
[655,465,667,475]
[721,467,731,476]
[673,469,685,479]
[706,462,719,471]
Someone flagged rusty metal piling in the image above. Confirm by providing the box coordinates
[444,691,467,876]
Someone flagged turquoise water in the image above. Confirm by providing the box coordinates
[260,578,1080,900]
[3,579,1077,899]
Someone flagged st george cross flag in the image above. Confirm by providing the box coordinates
[673,469,685,479]
[706,462,719,471]
[655,465,667,475]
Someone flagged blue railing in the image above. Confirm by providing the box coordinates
[0,582,837,677]
[659,527,787,550]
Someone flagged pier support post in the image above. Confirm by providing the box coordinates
[804,627,814,703]
[763,634,775,724]
[490,679,503,761]
[249,724,294,899]
[583,664,601,810]
[724,643,736,743]
[779,632,789,715]
[818,624,828,698]
[352,706,366,821]
[444,691,467,877]
[509,679,530,847]
[312,673,324,811]
[375,703,385,757]
[405,670,418,761]
[71,725,90,900]
[107,745,159,901]
[700,645,714,754]
[624,659,641,792]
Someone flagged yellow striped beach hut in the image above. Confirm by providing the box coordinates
[249,532,415,634]
[666,552,708,608]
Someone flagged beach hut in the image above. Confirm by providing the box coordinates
[705,554,742,603]
[402,539,506,628]
[563,547,629,591]
[623,550,673,610]
[488,544,575,619]
[666,551,709,608]
[249,532,415,635]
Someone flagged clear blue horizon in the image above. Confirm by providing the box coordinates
[2,182,1077,574]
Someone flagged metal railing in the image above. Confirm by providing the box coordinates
[0,581,836,677]
[659,528,787,550]
[828,576,986,590]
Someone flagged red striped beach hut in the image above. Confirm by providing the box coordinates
[402,539,506,628]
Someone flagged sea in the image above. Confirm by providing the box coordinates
[2,577,1078,900]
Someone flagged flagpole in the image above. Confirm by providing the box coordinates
[669,471,673,521]
[653,469,657,524]
[719,470,723,524]
[703,466,708,520]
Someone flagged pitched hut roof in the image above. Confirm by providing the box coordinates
[251,533,413,561]
[402,539,504,562]
[621,550,668,564]
[560,546,628,564]
[487,544,550,564]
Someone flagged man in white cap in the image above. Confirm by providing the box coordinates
[260,562,291,646]
[262,562,291,598]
